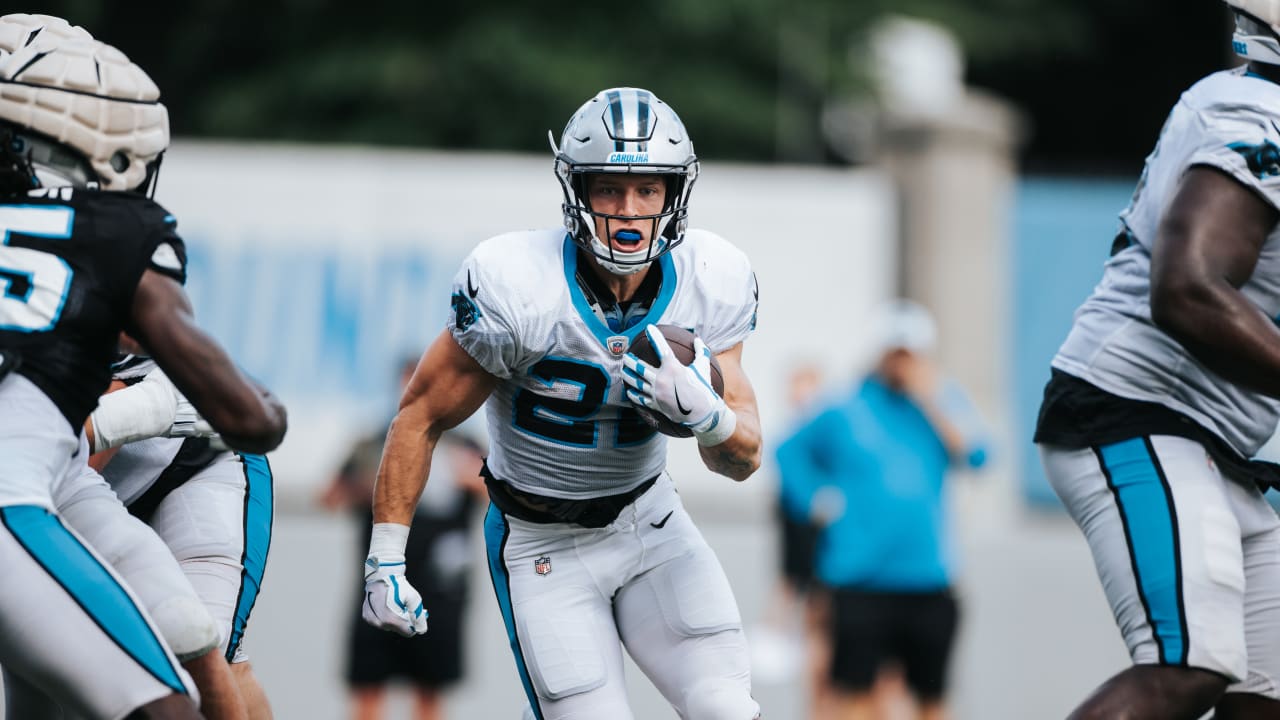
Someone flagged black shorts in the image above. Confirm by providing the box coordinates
[830,588,959,700]
[777,501,820,591]
[346,590,467,689]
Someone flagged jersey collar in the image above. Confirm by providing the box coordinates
[562,233,677,350]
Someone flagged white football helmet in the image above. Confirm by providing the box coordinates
[550,87,698,275]
[0,13,168,192]
[1228,0,1280,64]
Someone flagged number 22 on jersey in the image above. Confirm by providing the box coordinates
[0,205,74,333]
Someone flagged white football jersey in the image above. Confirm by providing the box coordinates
[1054,68,1280,457]
[449,229,757,499]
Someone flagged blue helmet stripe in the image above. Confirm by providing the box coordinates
[605,88,657,152]
[607,89,625,152]
[634,88,651,152]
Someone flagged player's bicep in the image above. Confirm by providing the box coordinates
[1154,166,1278,294]
[400,329,499,439]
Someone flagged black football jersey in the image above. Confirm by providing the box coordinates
[0,187,187,430]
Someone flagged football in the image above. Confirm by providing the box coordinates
[627,325,725,438]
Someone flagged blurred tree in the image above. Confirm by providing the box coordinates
[962,0,1230,173]
[16,0,1235,170]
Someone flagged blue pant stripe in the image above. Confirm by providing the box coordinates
[484,503,543,720]
[1096,438,1188,665]
[1,505,187,693]
[226,453,273,662]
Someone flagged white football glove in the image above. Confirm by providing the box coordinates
[621,325,737,446]
[362,524,429,637]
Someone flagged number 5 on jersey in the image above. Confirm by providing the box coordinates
[0,205,74,333]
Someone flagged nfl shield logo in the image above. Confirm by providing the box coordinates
[534,555,552,576]
[607,335,628,356]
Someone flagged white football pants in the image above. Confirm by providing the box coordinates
[0,374,197,718]
[1041,435,1280,696]
[486,473,760,719]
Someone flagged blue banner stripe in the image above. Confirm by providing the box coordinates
[484,503,543,719]
[1096,438,1188,665]
[634,89,651,151]
[226,453,274,661]
[1,505,187,693]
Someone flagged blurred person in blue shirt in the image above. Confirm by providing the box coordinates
[776,300,988,720]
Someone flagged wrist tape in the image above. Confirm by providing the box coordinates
[89,379,176,453]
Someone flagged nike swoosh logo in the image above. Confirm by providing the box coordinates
[650,510,674,529]
[467,269,479,299]
[674,386,692,415]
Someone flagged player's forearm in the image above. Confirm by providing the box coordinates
[371,413,437,526]
[1153,280,1280,398]
[698,405,761,481]
[87,445,120,472]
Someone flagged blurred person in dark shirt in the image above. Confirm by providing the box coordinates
[320,358,485,720]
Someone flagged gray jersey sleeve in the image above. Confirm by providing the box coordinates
[1188,102,1280,209]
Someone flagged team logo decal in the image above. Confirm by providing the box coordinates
[607,335,629,356]
[450,290,481,331]
[534,555,552,576]
[1228,139,1280,180]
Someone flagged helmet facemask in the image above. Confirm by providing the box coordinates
[1,122,97,189]
[550,88,699,276]
[0,123,37,194]
[555,160,698,275]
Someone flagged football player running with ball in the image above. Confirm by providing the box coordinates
[1035,3,1280,718]
[363,87,764,719]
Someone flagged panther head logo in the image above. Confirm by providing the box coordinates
[451,291,481,331]
[1228,139,1280,180]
